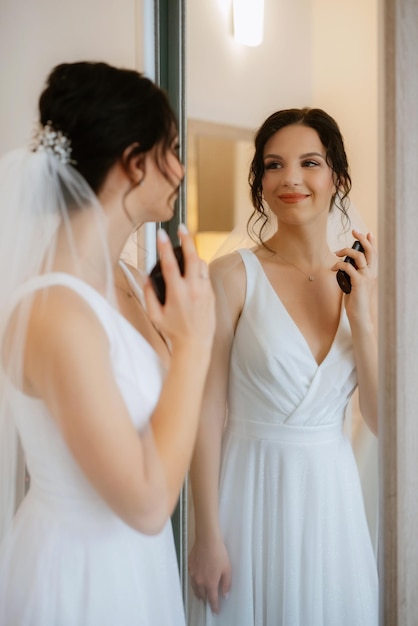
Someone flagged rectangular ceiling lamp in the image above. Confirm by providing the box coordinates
[233,0,264,47]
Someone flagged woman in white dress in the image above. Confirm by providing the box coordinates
[188,108,378,625]
[0,61,215,625]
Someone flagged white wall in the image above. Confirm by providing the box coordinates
[0,0,152,268]
[0,0,144,154]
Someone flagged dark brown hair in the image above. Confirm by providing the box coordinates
[39,61,178,194]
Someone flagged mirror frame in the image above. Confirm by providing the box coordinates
[154,0,188,606]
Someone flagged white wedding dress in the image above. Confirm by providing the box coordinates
[188,249,378,626]
[0,273,185,626]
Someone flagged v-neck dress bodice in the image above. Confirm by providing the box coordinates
[228,249,357,431]
[0,273,185,626]
[188,248,378,626]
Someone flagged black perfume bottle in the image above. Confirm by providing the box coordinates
[149,245,185,305]
[336,240,365,294]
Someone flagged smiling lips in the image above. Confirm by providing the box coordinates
[278,193,310,204]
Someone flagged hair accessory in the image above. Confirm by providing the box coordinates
[32,121,74,165]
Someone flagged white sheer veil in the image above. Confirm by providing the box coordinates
[211,200,368,261]
[0,142,114,541]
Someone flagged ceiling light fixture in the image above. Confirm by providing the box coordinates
[233,0,264,47]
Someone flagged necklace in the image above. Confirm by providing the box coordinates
[275,249,331,282]
[117,264,144,302]
[115,263,139,298]
[117,264,171,354]
[115,280,134,297]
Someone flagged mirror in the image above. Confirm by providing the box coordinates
[185,0,379,620]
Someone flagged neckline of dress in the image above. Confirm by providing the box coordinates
[118,260,171,360]
[16,271,167,371]
[245,249,344,368]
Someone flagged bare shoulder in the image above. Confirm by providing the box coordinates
[23,285,110,394]
[209,252,246,329]
[28,284,108,335]
[209,251,245,282]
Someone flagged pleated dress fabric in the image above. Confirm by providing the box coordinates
[0,273,185,626]
[188,249,378,626]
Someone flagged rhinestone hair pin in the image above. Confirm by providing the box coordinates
[32,121,74,165]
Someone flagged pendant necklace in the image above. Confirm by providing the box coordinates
[275,249,332,282]
[115,279,134,297]
[117,265,171,353]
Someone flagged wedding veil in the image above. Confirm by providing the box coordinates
[0,141,115,541]
[211,200,368,261]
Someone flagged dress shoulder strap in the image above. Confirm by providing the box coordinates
[235,248,259,303]
[118,260,146,308]
[1,273,117,343]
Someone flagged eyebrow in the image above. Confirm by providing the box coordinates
[263,151,326,160]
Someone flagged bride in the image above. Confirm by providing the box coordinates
[188,107,378,626]
[0,60,215,626]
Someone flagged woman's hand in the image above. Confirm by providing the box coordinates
[333,229,377,327]
[188,536,232,614]
[143,226,217,515]
[144,225,215,355]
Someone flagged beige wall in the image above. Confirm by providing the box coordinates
[311,0,378,236]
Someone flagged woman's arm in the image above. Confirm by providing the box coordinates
[20,231,216,535]
[334,230,378,435]
[189,252,245,614]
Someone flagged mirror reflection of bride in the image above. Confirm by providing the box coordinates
[187,107,378,625]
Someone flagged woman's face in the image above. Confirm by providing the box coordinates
[261,124,335,227]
